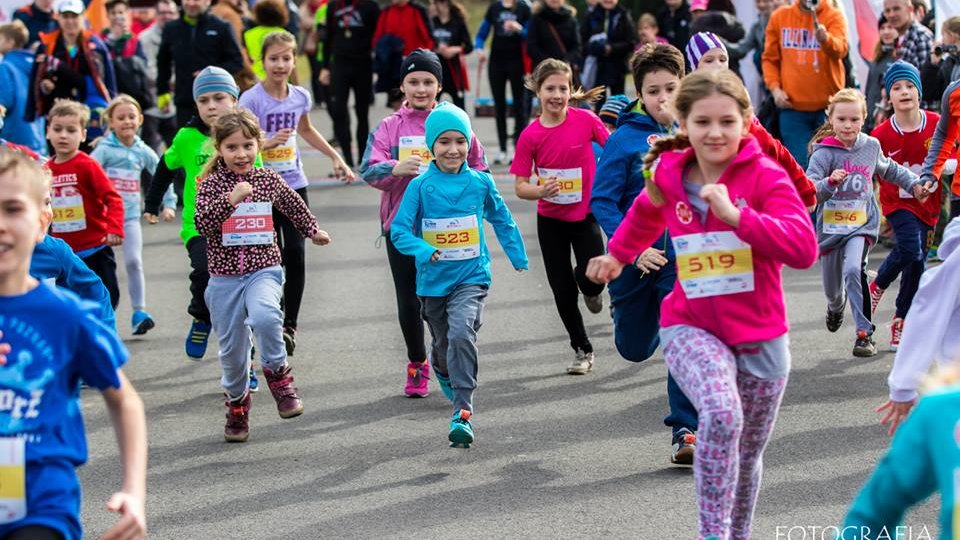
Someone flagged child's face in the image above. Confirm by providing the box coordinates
[639,22,658,42]
[432,130,468,173]
[196,92,236,128]
[755,0,773,16]
[696,48,729,71]
[537,73,571,117]
[640,69,679,126]
[108,4,130,31]
[829,101,864,147]
[0,172,45,285]
[680,92,749,170]
[889,80,919,114]
[109,103,142,142]
[46,114,85,157]
[219,129,258,175]
[263,44,295,84]
[400,72,440,110]
[879,22,898,45]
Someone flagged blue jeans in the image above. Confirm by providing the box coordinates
[608,263,698,435]
[778,108,826,169]
[875,210,933,318]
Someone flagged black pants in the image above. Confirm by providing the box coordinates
[2,526,64,540]
[175,100,199,129]
[536,214,606,353]
[331,58,373,167]
[488,57,528,152]
[384,234,427,363]
[185,236,211,325]
[440,67,466,110]
[143,114,177,154]
[274,187,308,329]
[81,246,120,310]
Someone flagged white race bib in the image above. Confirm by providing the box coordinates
[0,438,26,525]
[51,192,86,233]
[107,167,141,204]
[673,231,755,299]
[823,199,868,235]
[536,167,583,205]
[399,136,431,175]
[222,202,274,246]
[422,215,481,260]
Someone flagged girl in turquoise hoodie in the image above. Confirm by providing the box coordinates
[390,103,528,447]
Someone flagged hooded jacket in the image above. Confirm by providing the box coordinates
[390,162,528,297]
[607,138,818,346]
[526,3,580,68]
[808,133,920,252]
[0,48,45,153]
[359,103,487,232]
[90,132,170,221]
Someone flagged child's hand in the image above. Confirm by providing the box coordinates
[0,331,9,366]
[334,160,356,183]
[143,212,158,225]
[311,229,331,246]
[160,208,176,222]
[634,247,668,273]
[100,491,146,540]
[700,184,741,227]
[265,128,294,150]
[828,169,848,186]
[430,250,441,262]
[586,254,626,284]
[539,177,560,199]
[105,233,123,247]
[392,156,422,177]
[876,398,916,436]
[913,180,935,202]
[229,182,254,205]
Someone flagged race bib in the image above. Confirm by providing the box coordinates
[422,215,480,260]
[0,438,26,525]
[399,136,431,175]
[823,199,867,235]
[536,167,583,205]
[107,167,141,204]
[51,192,86,233]
[673,231,755,299]
[898,187,914,199]
[262,141,298,175]
[222,202,274,246]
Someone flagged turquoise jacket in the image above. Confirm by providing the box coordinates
[390,162,528,297]
[842,386,960,539]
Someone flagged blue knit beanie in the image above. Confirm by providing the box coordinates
[425,102,472,154]
[193,66,240,101]
[685,32,726,71]
[884,60,923,97]
[599,94,631,126]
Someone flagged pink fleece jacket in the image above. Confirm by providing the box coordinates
[607,138,819,345]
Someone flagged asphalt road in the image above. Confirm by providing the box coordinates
[74,101,940,540]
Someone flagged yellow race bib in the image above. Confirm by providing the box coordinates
[823,199,867,235]
[536,167,583,205]
[399,136,431,175]
[673,231,755,299]
[422,215,480,260]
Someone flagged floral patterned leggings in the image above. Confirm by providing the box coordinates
[663,326,789,540]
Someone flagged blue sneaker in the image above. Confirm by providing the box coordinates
[185,319,211,359]
[131,310,155,336]
[448,409,474,448]
[435,371,455,403]
[249,368,260,393]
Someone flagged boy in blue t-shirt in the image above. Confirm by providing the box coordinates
[0,148,146,540]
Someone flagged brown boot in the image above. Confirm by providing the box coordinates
[224,391,251,442]
[262,364,304,419]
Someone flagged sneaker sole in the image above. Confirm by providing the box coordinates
[852,348,878,358]
[449,428,474,446]
[224,432,249,443]
[279,406,304,419]
[671,447,695,466]
[132,318,155,336]
[566,366,593,375]
[404,390,430,398]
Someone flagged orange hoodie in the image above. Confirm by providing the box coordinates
[762,1,848,112]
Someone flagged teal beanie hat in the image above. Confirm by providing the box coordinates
[425,102,472,155]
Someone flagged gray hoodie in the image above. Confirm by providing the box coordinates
[807,133,919,252]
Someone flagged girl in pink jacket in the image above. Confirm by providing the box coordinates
[587,69,819,540]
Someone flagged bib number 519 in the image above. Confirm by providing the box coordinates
[687,253,736,274]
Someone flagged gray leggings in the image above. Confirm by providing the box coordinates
[820,236,873,333]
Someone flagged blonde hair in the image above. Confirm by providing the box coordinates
[261,30,297,60]
[47,99,91,127]
[0,147,51,205]
[104,94,142,122]
[199,109,264,180]
[641,69,752,204]
[525,58,606,105]
[943,16,960,38]
[808,88,867,153]
[0,20,29,48]
[638,12,658,28]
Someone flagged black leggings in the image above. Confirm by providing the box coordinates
[488,57,528,152]
[274,187,309,330]
[81,246,120,310]
[384,234,427,363]
[2,526,64,540]
[331,59,373,167]
[536,213,606,353]
[186,235,211,325]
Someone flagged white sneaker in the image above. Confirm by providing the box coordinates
[566,350,594,375]
[584,294,603,314]
[494,151,508,165]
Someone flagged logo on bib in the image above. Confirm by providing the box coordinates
[647,134,661,146]
[676,201,693,224]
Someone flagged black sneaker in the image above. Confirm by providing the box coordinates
[853,330,877,357]
[283,327,296,356]
[826,309,844,333]
[671,428,696,465]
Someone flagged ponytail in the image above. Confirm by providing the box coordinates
[808,121,835,155]
[571,85,606,104]
[641,133,691,206]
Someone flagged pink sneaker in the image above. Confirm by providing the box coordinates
[262,364,304,419]
[224,392,251,442]
[405,361,430,398]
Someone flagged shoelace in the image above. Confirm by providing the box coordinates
[891,321,903,342]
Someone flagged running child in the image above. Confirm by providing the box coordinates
[0,148,147,540]
[511,58,608,375]
[868,61,942,351]
[391,103,527,447]
[92,94,176,335]
[360,48,487,398]
[586,69,819,540]
[807,88,930,358]
[194,110,331,443]
[239,30,353,355]
[45,99,125,310]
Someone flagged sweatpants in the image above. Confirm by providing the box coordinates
[488,57,528,153]
[81,246,119,310]
[330,59,373,167]
[122,218,146,311]
[384,234,427,363]
[820,236,872,333]
[662,325,789,540]
[422,283,488,413]
[185,236,211,325]
[608,263,698,434]
[536,214,606,353]
[274,187,308,330]
[875,210,934,319]
[205,266,287,400]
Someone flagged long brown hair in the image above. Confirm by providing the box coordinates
[199,109,264,181]
[432,0,467,22]
[808,88,867,154]
[641,69,752,205]
[260,30,297,60]
[525,58,606,105]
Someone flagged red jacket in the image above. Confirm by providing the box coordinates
[872,111,942,226]
[371,2,433,55]
[748,117,817,209]
[46,152,125,252]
